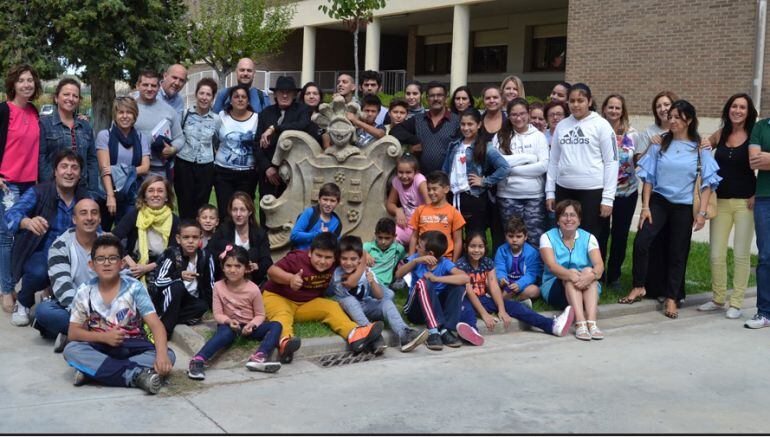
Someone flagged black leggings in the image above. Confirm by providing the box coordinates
[214,166,258,219]
[555,185,607,238]
[174,159,215,220]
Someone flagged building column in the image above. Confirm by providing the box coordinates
[301,25,316,86]
[365,17,381,72]
[450,4,470,93]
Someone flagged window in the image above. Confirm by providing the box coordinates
[526,24,567,72]
[471,45,507,73]
[420,43,451,75]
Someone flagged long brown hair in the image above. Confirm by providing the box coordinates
[227,191,259,229]
[601,94,630,135]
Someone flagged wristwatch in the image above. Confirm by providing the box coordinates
[697,211,708,218]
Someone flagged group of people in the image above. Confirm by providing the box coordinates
[1,57,769,394]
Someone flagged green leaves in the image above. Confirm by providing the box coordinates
[318,0,386,22]
[186,0,296,84]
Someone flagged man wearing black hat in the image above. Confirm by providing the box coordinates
[255,76,312,225]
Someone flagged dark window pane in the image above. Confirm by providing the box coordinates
[531,36,566,71]
[472,45,507,73]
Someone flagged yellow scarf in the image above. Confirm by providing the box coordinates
[136,205,173,268]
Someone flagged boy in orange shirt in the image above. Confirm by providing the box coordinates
[408,171,466,261]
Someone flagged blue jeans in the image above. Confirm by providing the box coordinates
[403,279,464,331]
[334,286,409,336]
[17,249,50,308]
[459,294,554,334]
[755,197,770,317]
[33,299,71,339]
[64,338,175,387]
[0,182,34,294]
[195,321,282,360]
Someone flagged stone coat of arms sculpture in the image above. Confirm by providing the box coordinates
[260,95,400,259]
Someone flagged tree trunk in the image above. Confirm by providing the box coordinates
[353,19,359,100]
[89,74,116,133]
[216,66,231,89]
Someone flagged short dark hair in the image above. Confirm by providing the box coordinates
[505,216,528,236]
[137,69,160,84]
[375,217,396,236]
[221,245,250,268]
[360,70,381,86]
[5,64,42,101]
[54,78,81,101]
[179,219,202,232]
[339,235,363,256]
[420,230,447,258]
[396,153,419,173]
[195,77,218,97]
[53,149,84,172]
[310,232,339,256]
[226,83,254,113]
[197,204,218,217]
[91,234,124,259]
[426,170,450,187]
[318,182,341,200]
[555,199,582,221]
[450,86,475,114]
[389,99,409,112]
[361,94,382,111]
[425,81,447,95]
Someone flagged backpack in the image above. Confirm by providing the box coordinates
[292,205,342,248]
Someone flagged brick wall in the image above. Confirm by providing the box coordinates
[566,0,761,117]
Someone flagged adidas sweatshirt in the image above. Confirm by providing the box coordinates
[545,112,619,206]
[493,125,549,199]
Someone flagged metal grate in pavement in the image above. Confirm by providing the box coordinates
[312,351,382,368]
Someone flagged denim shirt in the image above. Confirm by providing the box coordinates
[38,110,98,194]
[177,108,220,164]
[441,138,510,197]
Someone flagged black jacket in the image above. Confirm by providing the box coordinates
[254,101,312,175]
[112,207,181,263]
[208,221,273,285]
[153,245,215,309]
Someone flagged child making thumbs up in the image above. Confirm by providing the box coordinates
[262,232,384,364]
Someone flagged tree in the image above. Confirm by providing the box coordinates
[0,0,63,83]
[319,0,386,99]
[186,0,296,86]
[48,0,189,131]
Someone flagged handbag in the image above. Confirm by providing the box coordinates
[693,148,717,219]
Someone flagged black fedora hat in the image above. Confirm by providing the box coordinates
[270,76,300,92]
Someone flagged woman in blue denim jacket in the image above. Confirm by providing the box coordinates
[175,77,221,219]
[442,108,510,235]
[38,79,98,196]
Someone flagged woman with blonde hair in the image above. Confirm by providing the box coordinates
[500,75,526,107]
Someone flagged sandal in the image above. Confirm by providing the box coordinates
[575,321,591,341]
[618,289,646,304]
[587,321,604,340]
[664,299,678,319]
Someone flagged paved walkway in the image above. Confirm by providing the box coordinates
[1,296,767,433]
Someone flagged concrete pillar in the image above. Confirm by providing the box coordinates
[365,17,381,71]
[301,26,316,85]
[450,4,470,93]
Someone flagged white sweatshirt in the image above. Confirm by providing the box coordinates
[494,125,549,199]
[546,111,619,206]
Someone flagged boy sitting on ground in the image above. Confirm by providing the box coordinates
[63,234,175,394]
[153,220,214,339]
[331,235,428,353]
[290,183,343,251]
[262,232,384,363]
[494,216,543,303]
[395,230,469,351]
[363,217,406,287]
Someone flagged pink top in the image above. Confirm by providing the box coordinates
[212,279,265,326]
[0,102,40,183]
[391,172,427,221]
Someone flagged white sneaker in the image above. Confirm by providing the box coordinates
[698,301,723,312]
[552,306,575,337]
[726,307,742,319]
[10,304,30,326]
[744,314,770,329]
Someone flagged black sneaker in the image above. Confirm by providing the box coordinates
[400,328,429,352]
[367,335,387,355]
[441,330,461,348]
[188,359,206,380]
[425,332,443,351]
[53,333,68,353]
[348,321,384,354]
[185,318,202,326]
[278,337,302,364]
[133,368,162,394]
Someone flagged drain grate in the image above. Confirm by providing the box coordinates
[313,351,381,368]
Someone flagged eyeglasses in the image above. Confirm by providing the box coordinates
[94,255,121,265]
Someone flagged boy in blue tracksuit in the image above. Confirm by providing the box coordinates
[290,183,343,250]
[494,216,543,301]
